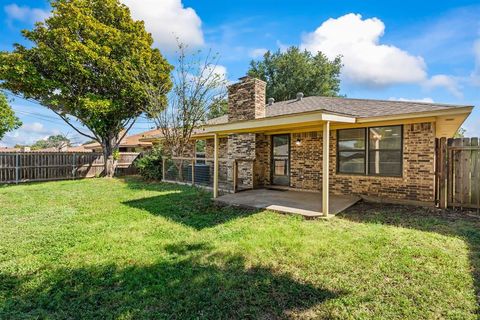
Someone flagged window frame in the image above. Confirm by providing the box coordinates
[336,128,367,175]
[336,125,403,177]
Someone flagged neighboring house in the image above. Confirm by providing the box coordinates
[0,146,92,152]
[0,147,20,152]
[33,146,93,152]
[83,129,160,153]
[143,76,473,214]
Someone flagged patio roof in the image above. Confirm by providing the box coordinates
[197,110,356,136]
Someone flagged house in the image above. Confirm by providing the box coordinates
[83,128,160,153]
[0,147,21,152]
[33,145,93,152]
[143,76,473,216]
[0,146,92,153]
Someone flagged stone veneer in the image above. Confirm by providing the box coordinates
[228,76,266,122]
[227,133,256,188]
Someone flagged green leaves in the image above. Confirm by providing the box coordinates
[0,92,22,140]
[247,46,342,102]
[30,134,71,150]
[0,0,172,146]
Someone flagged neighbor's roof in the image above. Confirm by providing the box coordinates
[0,147,20,152]
[34,146,92,152]
[84,128,160,149]
[205,96,473,126]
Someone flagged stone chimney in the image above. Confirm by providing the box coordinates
[227,76,266,122]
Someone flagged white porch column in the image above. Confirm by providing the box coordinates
[322,121,330,217]
[213,133,219,198]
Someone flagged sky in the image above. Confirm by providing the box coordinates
[0,0,479,146]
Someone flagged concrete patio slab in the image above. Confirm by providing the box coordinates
[214,189,360,218]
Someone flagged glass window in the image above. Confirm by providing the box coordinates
[337,126,403,176]
[337,128,366,174]
[368,126,402,176]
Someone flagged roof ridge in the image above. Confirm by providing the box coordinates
[267,95,472,108]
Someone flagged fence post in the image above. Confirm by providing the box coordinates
[162,158,166,181]
[72,153,77,180]
[15,153,19,184]
[438,138,447,209]
[191,158,195,186]
[233,160,237,193]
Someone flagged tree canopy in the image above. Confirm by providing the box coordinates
[247,47,342,102]
[0,92,22,141]
[31,134,71,150]
[0,0,172,176]
[207,98,228,120]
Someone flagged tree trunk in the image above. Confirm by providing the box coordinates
[102,136,118,178]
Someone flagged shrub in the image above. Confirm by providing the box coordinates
[135,147,163,180]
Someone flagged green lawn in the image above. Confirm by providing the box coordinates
[0,178,478,319]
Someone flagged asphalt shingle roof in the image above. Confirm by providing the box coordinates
[205,96,471,126]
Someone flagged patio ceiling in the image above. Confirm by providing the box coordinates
[196,110,355,136]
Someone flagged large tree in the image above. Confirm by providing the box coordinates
[0,0,172,176]
[247,46,342,102]
[0,92,22,141]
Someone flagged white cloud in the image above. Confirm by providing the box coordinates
[199,64,228,87]
[389,97,434,103]
[276,40,289,53]
[423,74,463,98]
[249,48,268,59]
[300,13,427,87]
[210,64,227,80]
[4,4,49,23]
[0,122,61,147]
[121,0,204,52]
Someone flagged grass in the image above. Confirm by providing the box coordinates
[0,177,479,319]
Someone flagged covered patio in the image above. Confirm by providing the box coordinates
[201,111,357,217]
[214,188,360,218]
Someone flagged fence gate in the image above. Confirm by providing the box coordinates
[436,137,480,211]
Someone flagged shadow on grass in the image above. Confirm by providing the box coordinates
[0,244,341,319]
[122,178,259,230]
[339,202,480,313]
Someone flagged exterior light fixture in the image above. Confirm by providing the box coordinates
[296,138,302,146]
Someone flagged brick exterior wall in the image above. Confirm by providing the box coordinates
[228,76,266,122]
[254,133,271,187]
[289,122,436,203]
[290,132,322,190]
[330,122,436,203]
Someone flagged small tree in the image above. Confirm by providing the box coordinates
[0,0,172,176]
[143,43,227,159]
[248,46,342,101]
[454,128,466,138]
[0,92,22,141]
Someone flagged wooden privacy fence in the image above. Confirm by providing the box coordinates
[436,137,480,211]
[0,152,141,184]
